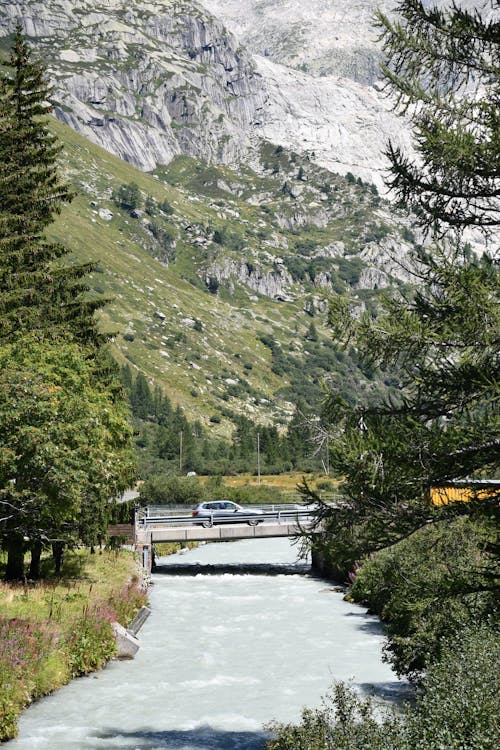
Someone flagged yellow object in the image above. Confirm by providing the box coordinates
[430,482,499,506]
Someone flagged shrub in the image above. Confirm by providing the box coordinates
[106,580,148,626]
[317,480,335,492]
[267,681,402,750]
[405,626,499,750]
[148,220,176,248]
[159,198,174,215]
[139,474,203,506]
[66,604,116,676]
[267,628,499,750]
[207,277,219,294]
[145,195,156,215]
[349,517,497,676]
[0,619,59,741]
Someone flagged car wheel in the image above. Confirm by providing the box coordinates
[248,518,259,526]
[202,520,213,528]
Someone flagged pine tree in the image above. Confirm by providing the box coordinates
[130,372,153,419]
[0,26,103,344]
[377,1,500,234]
[112,181,141,212]
[120,363,134,392]
[0,30,135,578]
[309,2,500,580]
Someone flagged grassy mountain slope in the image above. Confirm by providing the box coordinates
[48,116,413,435]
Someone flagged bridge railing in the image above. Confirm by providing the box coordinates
[140,503,314,517]
[136,507,320,528]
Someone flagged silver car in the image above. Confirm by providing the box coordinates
[192,501,263,527]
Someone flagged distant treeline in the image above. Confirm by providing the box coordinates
[121,365,325,478]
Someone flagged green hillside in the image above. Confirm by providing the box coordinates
[49,117,411,435]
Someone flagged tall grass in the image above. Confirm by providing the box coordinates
[0,550,148,741]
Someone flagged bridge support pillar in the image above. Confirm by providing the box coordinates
[135,526,153,573]
[142,544,152,573]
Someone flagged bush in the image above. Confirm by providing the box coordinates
[212,225,245,251]
[106,580,148,626]
[148,220,176,248]
[349,517,498,676]
[267,681,402,750]
[67,605,116,676]
[139,474,203,506]
[317,480,335,492]
[67,580,146,677]
[145,195,156,215]
[266,627,499,750]
[405,626,499,750]
[0,619,62,741]
[159,198,174,215]
[207,277,219,294]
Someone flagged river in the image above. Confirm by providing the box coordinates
[6,537,405,749]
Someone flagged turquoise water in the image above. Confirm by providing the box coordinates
[6,538,403,749]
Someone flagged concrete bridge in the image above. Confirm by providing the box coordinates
[134,505,319,571]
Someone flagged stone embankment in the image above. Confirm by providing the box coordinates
[113,605,151,659]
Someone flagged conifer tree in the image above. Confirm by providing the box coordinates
[377,1,500,234]
[0,30,135,578]
[309,1,500,579]
[0,26,103,343]
[130,372,153,420]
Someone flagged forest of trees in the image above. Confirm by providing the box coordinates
[121,364,325,481]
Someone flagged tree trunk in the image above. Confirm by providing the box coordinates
[28,540,42,580]
[52,541,64,575]
[4,534,26,581]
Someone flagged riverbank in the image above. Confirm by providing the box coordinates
[0,549,148,742]
[3,537,404,750]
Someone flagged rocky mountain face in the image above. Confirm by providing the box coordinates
[39,117,417,429]
[1,0,268,170]
[199,1,490,82]
[0,0,422,316]
[0,1,432,427]
[200,0,395,84]
[0,0,411,186]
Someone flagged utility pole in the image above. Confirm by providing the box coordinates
[257,432,261,484]
[179,430,183,473]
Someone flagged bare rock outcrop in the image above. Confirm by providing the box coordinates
[0,0,409,185]
[0,1,265,171]
[206,257,294,301]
